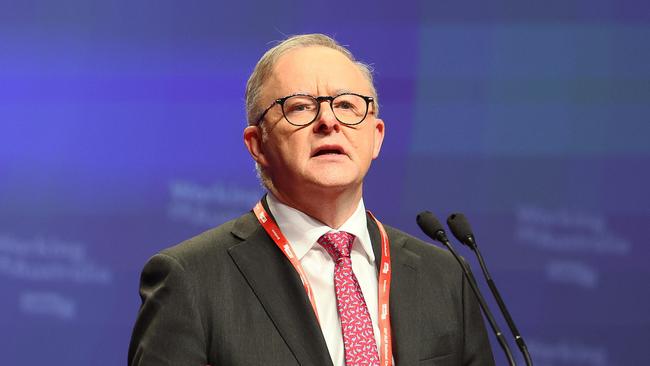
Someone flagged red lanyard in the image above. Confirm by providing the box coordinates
[253,201,393,366]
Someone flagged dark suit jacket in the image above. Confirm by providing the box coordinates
[128,202,495,366]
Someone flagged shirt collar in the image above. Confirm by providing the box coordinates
[265,193,375,264]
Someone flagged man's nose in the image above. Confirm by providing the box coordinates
[312,101,341,133]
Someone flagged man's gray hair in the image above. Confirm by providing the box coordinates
[245,33,379,126]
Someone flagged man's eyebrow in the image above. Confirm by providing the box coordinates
[285,89,356,97]
[332,88,353,95]
[292,90,311,95]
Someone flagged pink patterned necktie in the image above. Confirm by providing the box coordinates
[318,231,380,366]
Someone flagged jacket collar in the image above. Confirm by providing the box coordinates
[228,195,333,365]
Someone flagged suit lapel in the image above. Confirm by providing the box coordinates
[228,204,333,366]
[367,216,421,366]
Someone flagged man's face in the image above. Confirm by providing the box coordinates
[245,46,385,197]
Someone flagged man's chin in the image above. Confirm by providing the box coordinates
[305,174,361,192]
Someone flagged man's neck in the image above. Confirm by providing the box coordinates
[270,186,362,229]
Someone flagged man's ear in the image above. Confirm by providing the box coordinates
[243,126,268,167]
[372,118,385,159]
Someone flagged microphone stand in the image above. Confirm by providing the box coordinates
[417,212,517,366]
[463,235,533,366]
[447,213,532,365]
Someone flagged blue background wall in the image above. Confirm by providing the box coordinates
[1,1,649,365]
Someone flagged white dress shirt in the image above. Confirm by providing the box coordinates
[266,193,380,366]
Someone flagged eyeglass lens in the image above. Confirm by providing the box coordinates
[282,94,368,125]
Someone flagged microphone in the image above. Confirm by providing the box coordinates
[447,213,533,366]
[416,211,516,366]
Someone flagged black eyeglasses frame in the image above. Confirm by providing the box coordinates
[255,92,374,126]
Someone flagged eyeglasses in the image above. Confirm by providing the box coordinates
[255,93,374,126]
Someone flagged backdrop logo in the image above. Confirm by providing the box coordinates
[167,179,262,227]
[0,234,113,320]
[514,205,631,289]
[0,235,112,284]
[19,291,76,320]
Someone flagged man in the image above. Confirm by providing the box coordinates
[129,34,495,366]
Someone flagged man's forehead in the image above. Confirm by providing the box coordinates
[265,46,371,96]
[274,46,353,70]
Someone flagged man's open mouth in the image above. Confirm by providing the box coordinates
[314,149,343,156]
[312,145,346,157]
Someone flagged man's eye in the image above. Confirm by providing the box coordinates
[334,101,355,109]
[287,103,314,112]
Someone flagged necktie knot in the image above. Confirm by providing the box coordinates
[318,231,355,261]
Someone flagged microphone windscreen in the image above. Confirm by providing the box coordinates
[417,211,445,241]
[447,213,474,245]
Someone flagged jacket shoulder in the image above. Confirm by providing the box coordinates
[384,224,463,274]
[155,213,251,269]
